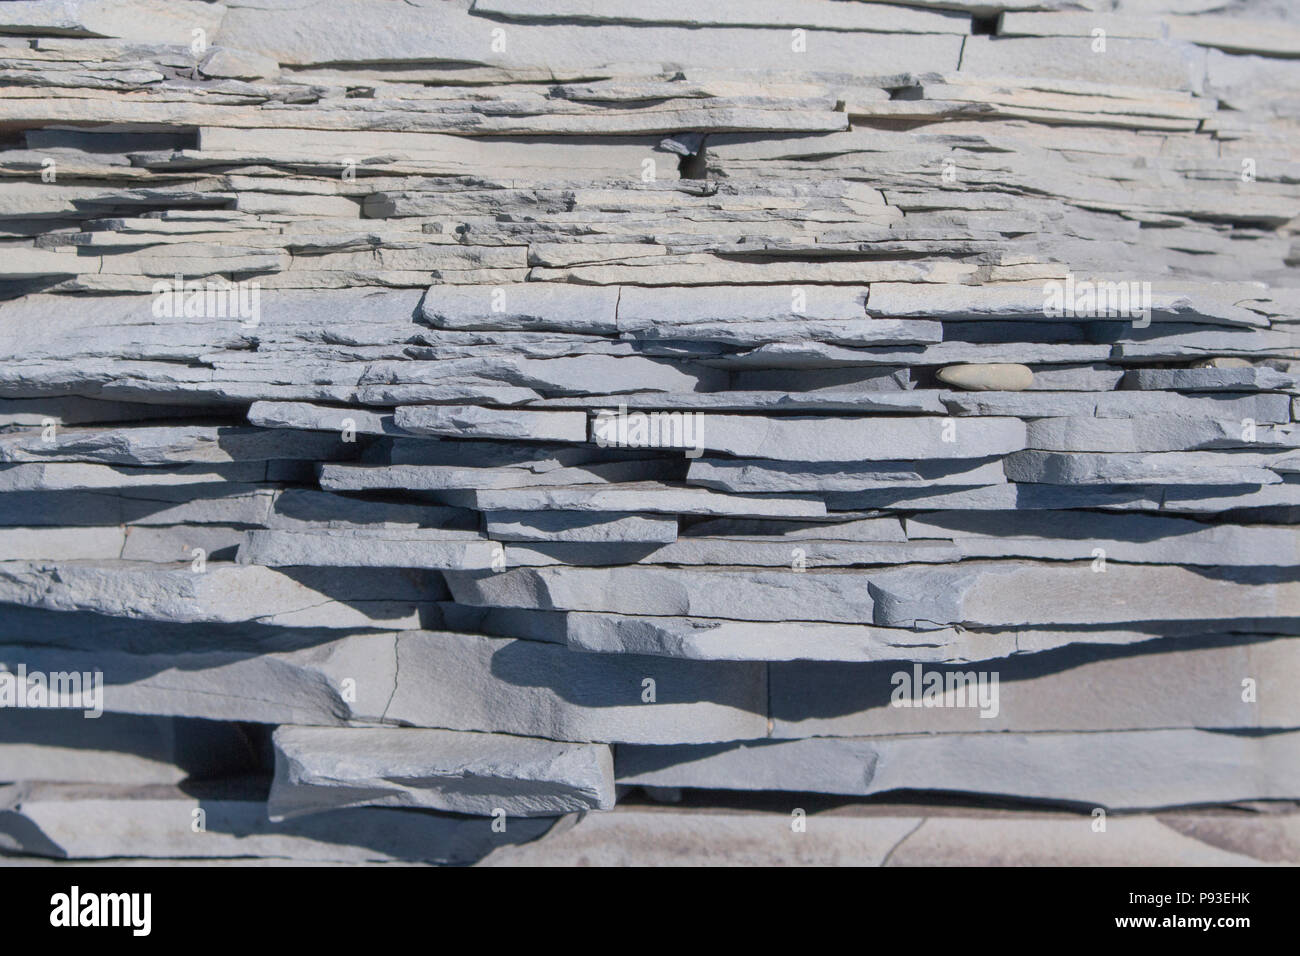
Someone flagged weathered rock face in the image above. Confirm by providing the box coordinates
[268,726,616,819]
[0,0,1297,866]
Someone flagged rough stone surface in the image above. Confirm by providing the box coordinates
[615,730,1300,810]
[385,631,768,745]
[268,726,615,819]
[0,0,1296,866]
[936,364,1035,391]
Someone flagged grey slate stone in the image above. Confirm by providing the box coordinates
[2,0,1299,865]
[1004,450,1282,485]
[768,635,1300,737]
[0,424,358,465]
[941,390,1293,422]
[686,456,1007,493]
[445,562,1300,628]
[483,803,1300,867]
[1025,416,1299,452]
[238,529,497,569]
[663,414,1026,462]
[268,725,615,820]
[384,630,768,745]
[904,510,1300,567]
[0,781,558,864]
[484,510,679,543]
[533,389,947,414]
[503,537,961,568]
[422,284,620,333]
[395,405,588,443]
[474,0,973,33]
[265,488,474,531]
[247,401,405,436]
[0,712,260,785]
[0,462,271,492]
[561,611,1014,663]
[319,457,681,492]
[683,516,906,540]
[615,729,1300,809]
[217,2,965,75]
[1122,367,1299,392]
[433,483,827,518]
[0,635,397,725]
[0,561,440,629]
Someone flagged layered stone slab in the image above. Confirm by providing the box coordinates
[0,561,440,629]
[384,631,768,745]
[483,803,1300,867]
[616,729,1300,809]
[239,529,498,569]
[445,563,1300,628]
[269,726,615,819]
[0,781,558,864]
[1,0,1297,867]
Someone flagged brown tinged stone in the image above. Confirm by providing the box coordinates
[936,363,1034,391]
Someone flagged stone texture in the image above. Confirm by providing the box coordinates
[445,562,1300,628]
[395,406,588,443]
[769,636,1300,736]
[662,415,1027,462]
[0,561,438,629]
[0,633,398,725]
[0,782,557,864]
[0,712,260,785]
[238,529,497,569]
[268,726,615,819]
[482,804,1300,867]
[484,510,679,543]
[936,364,1034,391]
[0,0,1296,867]
[385,631,768,745]
[615,730,1300,809]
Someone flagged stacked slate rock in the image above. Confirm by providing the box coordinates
[0,0,1298,866]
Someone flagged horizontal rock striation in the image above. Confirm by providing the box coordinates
[0,0,1297,866]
